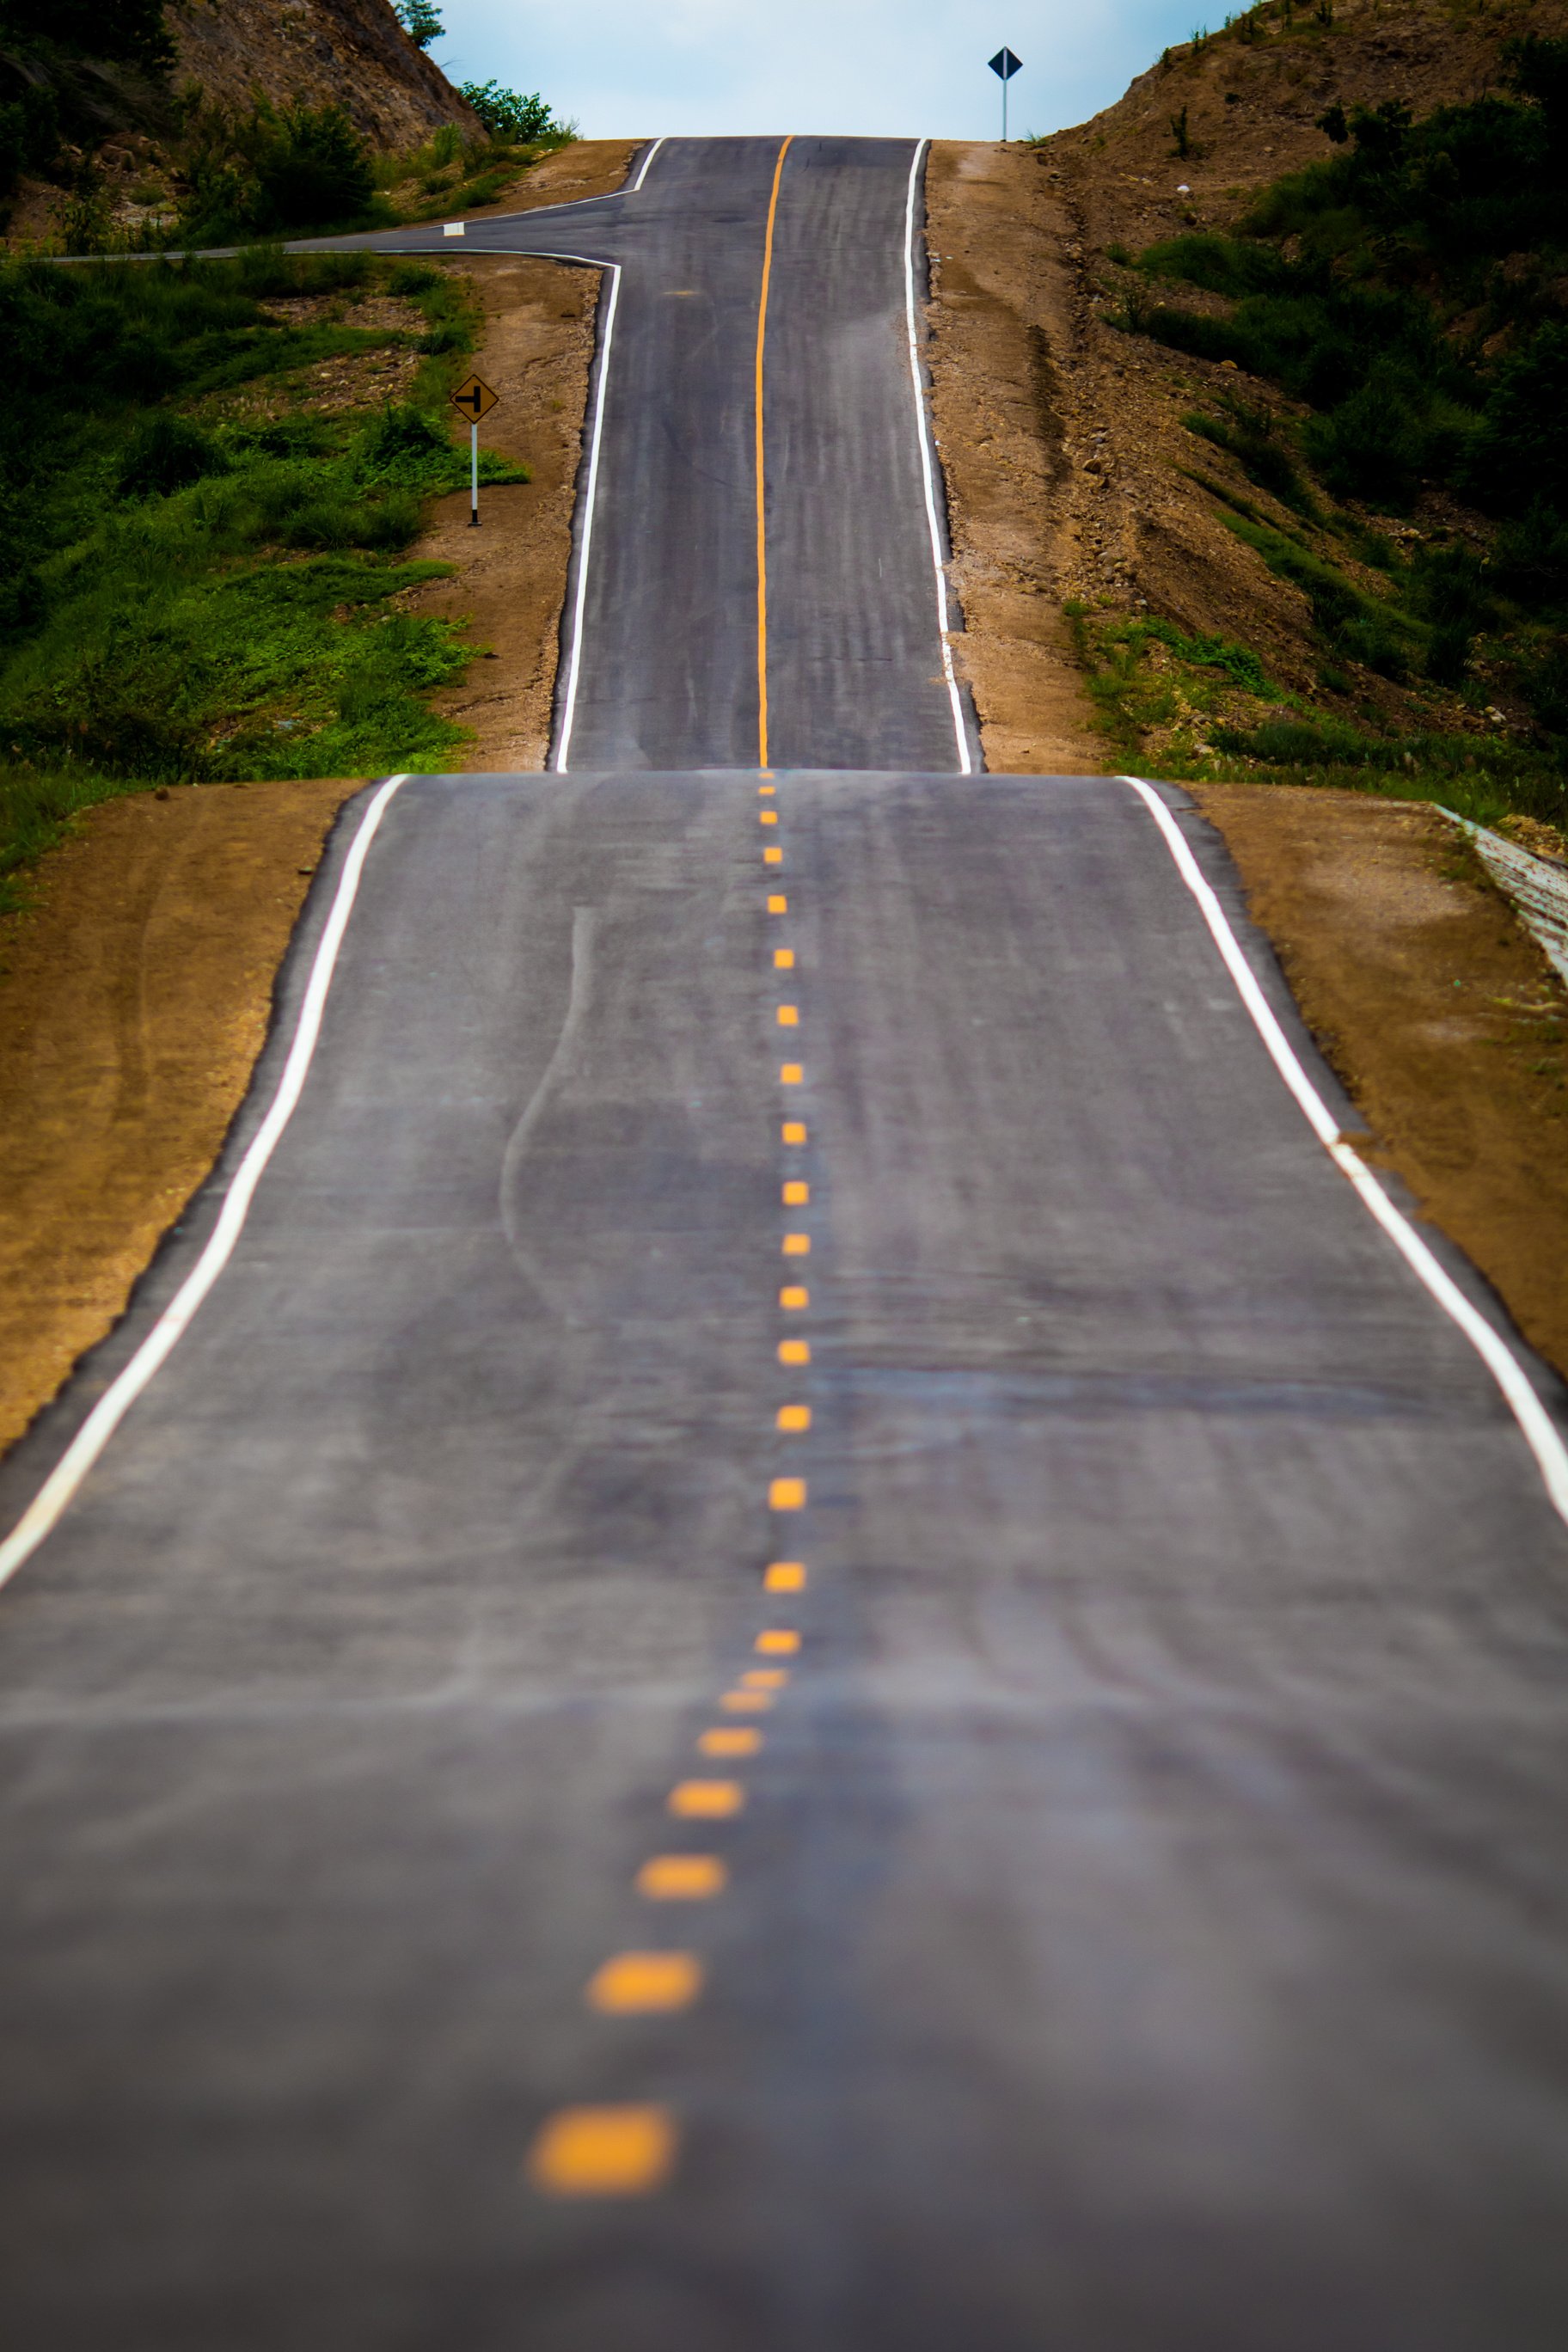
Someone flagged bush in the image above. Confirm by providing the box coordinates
[1463,322,1568,517]
[178,101,381,243]
[458,81,560,143]
[0,0,175,70]
[117,413,227,498]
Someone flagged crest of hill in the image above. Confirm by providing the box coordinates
[1057,0,1568,247]
[169,0,477,150]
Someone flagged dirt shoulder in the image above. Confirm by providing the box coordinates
[401,139,638,770]
[0,142,638,1458]
[924,143,1104,774]
[1197,784,1568,1377]
[0,781,357,1452]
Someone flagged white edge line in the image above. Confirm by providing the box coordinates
[903,137,972,778]
[0,774,413,1593]
[554,257,622,772]
[1124,775,1568,1529]
[630,136,667,192]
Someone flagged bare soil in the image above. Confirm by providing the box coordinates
[1196,784,1568,1375]
[400,140,640,770]
[0,781,358,1452]
[923,144,1104,773]
[0,141,638,1456]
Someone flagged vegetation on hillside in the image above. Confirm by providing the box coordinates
[0,244,524,909]
[0,0,573,248]
[1101,25,1568,825]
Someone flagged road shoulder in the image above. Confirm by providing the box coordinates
[1196,783,1568,1378]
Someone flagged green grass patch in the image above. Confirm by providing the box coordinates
[0,244,520,891]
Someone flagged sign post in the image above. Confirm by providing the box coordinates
[450,373,500,528]
[989,46,1022,142]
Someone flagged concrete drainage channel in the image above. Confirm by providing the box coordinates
[1442,810,1568,989]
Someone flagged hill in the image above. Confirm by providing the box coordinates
[169,0,475,151]
[931,0,1568,837]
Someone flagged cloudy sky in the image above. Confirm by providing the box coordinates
[431,1,1205,143]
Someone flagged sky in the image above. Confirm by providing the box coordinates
[429,1,1210,144]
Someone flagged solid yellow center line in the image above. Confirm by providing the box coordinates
[755,135,793,770]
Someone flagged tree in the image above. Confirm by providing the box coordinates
[395,1,444,48]
[0,0,174,70]
[459,82,558,142]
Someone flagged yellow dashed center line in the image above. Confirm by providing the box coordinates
[778,1338,810,1364]
[637,1854,726,1900]
[756,1629,801,1656]
[768,893,787,914]
[721,1687,774,1712]
[700,1725,763,1758]
[764,844,783,865]
[669,1779,746,1817]
[781,1118,806,1143]
[782,1232,810,1256]
[769,1477,806,1510]
[780,1062,802,1085]
[766,1561,807,1591]
[777,1404,811,1431]
[586,1952,704,2013]
[774,947,795,970]
[780,1284,809,1308]
[526,2106,677,2196]
[743,1667,789,1688]
[782,1180,809,1204]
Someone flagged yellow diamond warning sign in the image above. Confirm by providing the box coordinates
[450,374,499,420]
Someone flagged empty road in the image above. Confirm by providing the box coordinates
[3,138,1568,2352]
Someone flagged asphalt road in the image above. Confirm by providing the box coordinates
[5,143,1568,2351]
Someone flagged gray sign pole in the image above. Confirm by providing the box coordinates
[989,47,1022,141]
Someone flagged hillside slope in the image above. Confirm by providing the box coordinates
[169,0,476,148]
[934,0,1568,816]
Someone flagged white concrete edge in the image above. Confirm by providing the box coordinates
[1124,775,1568,1530]
[1437,805,1568,990]
[903,139,973,779]
[0,774,413,1593]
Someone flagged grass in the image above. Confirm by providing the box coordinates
[1067,603,1568,836]
[1104,42,1568,804]
[0,242,520,903]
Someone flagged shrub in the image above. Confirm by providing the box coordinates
[1463,322,1568,517]
[178,101,380,243]
[458,82,560,144]
[117,413,227,498]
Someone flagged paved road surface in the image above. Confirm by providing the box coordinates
[4,141,1568,2351]
[308,135,977,772]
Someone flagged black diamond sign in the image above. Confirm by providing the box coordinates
[989,46,1022,79]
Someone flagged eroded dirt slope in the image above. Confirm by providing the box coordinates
[170,0,475,148]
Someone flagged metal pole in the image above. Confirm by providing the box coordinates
[1002,75,1008,142]
[470,420,479,527]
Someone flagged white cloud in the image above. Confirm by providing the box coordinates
[433,0,1210,142]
